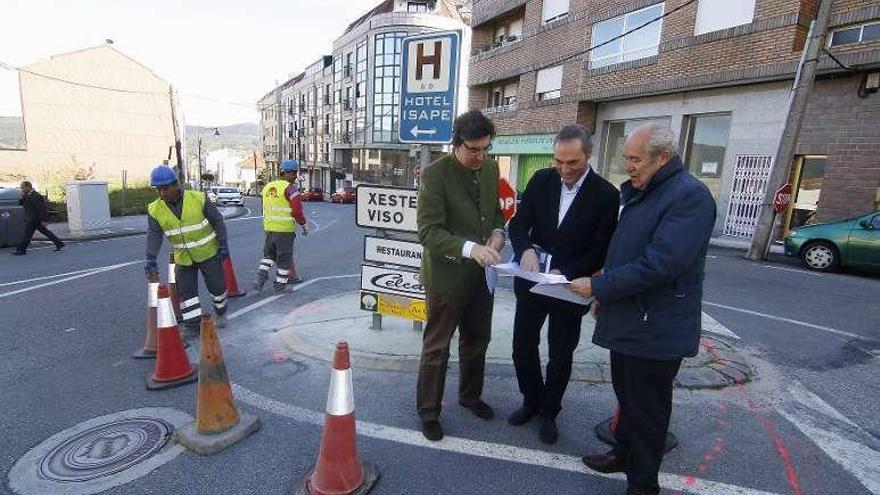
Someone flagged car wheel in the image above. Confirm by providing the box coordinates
[801,241,839,272]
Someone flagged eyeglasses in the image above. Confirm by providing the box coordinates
[461,142,492,155]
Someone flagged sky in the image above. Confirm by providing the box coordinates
[0,0,381,126]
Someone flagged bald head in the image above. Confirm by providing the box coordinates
[623,123,676,190]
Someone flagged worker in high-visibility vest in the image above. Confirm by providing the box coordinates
[253,159,309,293]
[145,166,230,339]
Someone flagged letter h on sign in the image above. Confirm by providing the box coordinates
[408,38,450,93]
[416,41,442,80]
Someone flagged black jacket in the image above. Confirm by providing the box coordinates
[20,190,49,223]
[592,157,716,360]
[509,168,620,282]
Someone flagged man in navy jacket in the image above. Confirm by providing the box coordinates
[571,123,715,495]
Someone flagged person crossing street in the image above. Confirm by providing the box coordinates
[253,159,309,293]
[145,166,231,340]
[12,181,65,255]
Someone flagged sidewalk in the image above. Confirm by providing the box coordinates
[35,206,247,242]
[269,288,754,390]
[710,235,785,254]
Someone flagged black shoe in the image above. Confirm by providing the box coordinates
[11,251,25,256]
[459,399,494,420]
[581,451,627,474]
[626,488,659,495]
[54,242,65,252]
[539,416,558,445]
[421,420,443,441]
[507,405,537,426]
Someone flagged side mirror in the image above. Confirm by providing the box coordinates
[859,219,874,230]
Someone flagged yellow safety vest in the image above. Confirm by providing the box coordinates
[262,180,296,233]
[148,190,219,266]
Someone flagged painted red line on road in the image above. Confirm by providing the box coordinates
[764,418,802,495]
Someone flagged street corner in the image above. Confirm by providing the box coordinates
[262,288,757,391]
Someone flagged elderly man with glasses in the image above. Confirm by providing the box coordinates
[416,110,506,441]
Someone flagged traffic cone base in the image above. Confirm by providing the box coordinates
[291,463,380,495]
[132,348,157,359]
[594,415,679,454]
[175,411,261,455]
[146,364,198,390]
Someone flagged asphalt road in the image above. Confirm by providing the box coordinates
[1,197,878,495]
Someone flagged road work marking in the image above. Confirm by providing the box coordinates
[0,260,140,299]
[232,384,782,495]
[227,274,359,320]
[702,301,864,340]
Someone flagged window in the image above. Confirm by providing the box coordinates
[694,0,755,35]
[601,117,670,187]
[372,32,405,143]
[407,1,429,12]
[541,0,569,24]
[830,22,880,47]
[493,18,523,44]
[871,215,880,229]
[683,113,732,197]
[590,3,664,69]
[535,65,562,101]
[490,81,517,108]
[787,156,826,230]
[355,40,368,141]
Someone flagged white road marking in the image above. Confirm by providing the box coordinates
[786,380,857,428]
[0,260,140,299]
[701,312,741,340]
[233,384,782,495]
[777,406,880,494]
[227,274,359,320]
[702,301,864,340]
[0,266,103,286]
[762,265,821,276]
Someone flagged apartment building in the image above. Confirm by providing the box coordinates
[469,0,880,239]
[258,87,283,176]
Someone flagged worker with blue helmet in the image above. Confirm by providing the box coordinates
[253,158,309,292]
[145,165,231,335]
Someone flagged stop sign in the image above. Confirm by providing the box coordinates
[773,183,792,213]
[498,178,516,223]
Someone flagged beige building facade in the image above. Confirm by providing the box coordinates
[0,44,180,190]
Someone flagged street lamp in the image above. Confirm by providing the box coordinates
[197,127,221,191]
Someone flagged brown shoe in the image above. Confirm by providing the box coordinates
[581,451,627,473]
[459,399,494,419]
[421,420,443,441]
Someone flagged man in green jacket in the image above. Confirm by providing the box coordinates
[416,110,505,441]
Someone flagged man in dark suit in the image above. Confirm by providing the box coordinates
[416,110,506,441]
[13,181,64,255]
[507,124,620,444]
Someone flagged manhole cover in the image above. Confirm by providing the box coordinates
[8,407,192,495]
[39,417,172,482]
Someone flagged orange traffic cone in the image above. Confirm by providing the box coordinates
[294,341,379,495]
[222,255,247,298]
[146,284,198,390]
[169,253,182,321]
[132,272,160,359]
[175,315,261,454]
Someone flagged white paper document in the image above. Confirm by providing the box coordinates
[491,262,570,285]
[529,283,594,306]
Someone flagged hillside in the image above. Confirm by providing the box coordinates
[184,123,260,157]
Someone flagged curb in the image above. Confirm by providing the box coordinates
[46,207,248,242]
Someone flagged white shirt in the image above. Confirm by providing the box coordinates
[558,168,590,227]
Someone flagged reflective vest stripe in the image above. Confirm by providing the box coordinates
[170,231,217,249]
[165,218,210,236]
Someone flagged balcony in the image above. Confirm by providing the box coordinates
[343,65,352,78]
[476,34,521,55]
[343,99,352,110]
[485,102,517,114]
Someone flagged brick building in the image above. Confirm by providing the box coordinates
[469,0,880,239]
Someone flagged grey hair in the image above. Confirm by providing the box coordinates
[641,122,677,157]
[554,124,593,155]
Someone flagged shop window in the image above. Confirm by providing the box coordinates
[694,0,755,35]
[601,117,670,188]
[683,113,732,198]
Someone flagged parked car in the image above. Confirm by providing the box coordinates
[330,186,356,204]
[207,186,244,207]
[784,209,880,272]
[300,187,324,201]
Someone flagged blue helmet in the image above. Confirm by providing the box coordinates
[280,159,299,172]
[150,166,178,187]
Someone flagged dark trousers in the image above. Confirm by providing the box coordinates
[416,286,493,422]
[512,284,586,418]
[611,351,682,494]
[176,254,228,327]
[18,221,63,252]
[258,232,294,283]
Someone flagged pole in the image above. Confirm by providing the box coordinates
[746,0,834,260]
[419,144,430,174]
[121,169,127,215]
[198,135,203,191]
[169,86,185,182]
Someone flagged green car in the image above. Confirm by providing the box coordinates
[784,210,880,272]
